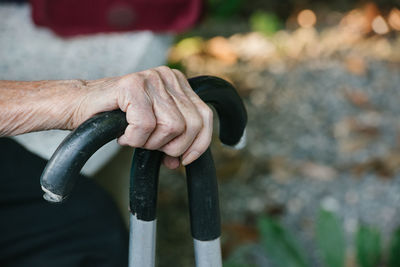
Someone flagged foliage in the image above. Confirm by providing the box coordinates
[224,210,400,267]
[315,209,345,267]
[388,227,400,267]
[258,216,309,267]
[356,226,381,267]
[249,11,282,36]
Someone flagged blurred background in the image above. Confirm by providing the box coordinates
[161,1,400,266]
[2,0,400,266]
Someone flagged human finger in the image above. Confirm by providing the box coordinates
[153,66,203,157]
[170,69,214,165]
[138,69,186,150]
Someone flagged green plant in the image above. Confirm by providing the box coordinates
[356,226,381,267]
[388,227,400,267]
[315,209,345,267]
[258,216,308,267]
[224,209,400,267]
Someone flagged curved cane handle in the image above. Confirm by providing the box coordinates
[40,110,127,202]
[40,76,247,203]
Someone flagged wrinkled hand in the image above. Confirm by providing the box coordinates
[75,66,213,169]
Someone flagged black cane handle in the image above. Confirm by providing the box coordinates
[188,76,246,146]
[40,110,127,202]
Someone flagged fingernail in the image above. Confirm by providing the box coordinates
[182,151,200,166]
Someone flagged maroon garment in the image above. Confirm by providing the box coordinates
[30,0,203,37]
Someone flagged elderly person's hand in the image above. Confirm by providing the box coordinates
[0,66,213,169]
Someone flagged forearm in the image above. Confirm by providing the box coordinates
[0,79,87,136]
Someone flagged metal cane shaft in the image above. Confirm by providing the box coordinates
[129,214,157,267]
[194,238,222,267]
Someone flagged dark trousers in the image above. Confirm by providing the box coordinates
[0,138,128,267]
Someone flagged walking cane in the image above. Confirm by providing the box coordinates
[40,76,247,267]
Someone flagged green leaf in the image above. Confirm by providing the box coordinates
[315,209,345,267]
[249,11,282,36]
[356,225,381,267]
[258,216,309,267]
[388,227,400,267]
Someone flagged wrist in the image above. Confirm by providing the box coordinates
[24,79,90,132]
[68,77,120,129]
[55,79,91,130]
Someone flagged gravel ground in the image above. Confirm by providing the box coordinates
[232,59,400,266]
[155,58,400,266]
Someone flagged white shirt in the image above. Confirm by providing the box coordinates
[0,3,173,176]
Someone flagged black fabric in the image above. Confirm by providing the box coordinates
[0,138,128,267]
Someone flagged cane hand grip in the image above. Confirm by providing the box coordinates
[40,110,127,202]
[40,76,247,202]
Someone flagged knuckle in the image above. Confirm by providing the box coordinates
[139,120,156,134]
[143,69,160,80]
[164,120,185,135]
[159,120,185,136]
[157,66,178,82]
[156,65,171,73]
[188,116,202,133]
[129,116,156,134]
